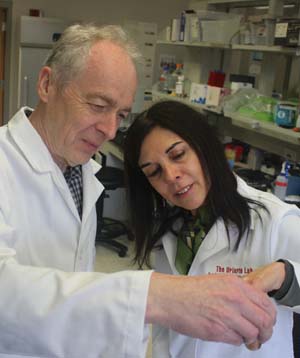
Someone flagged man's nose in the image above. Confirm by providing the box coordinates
[96,112,119,140]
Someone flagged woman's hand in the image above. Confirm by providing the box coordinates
[243,261,286,294]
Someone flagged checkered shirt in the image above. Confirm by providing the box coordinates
[64,165,83,218]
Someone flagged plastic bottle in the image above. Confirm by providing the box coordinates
[274,161,289,201]
[175,75,185,97]
[240,21,251,45]
[167,63,180,95]
[174,63,185,97]
[158,65,170,93]
[166,62,176,94]
[179,11,186,41]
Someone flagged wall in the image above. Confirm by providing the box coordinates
[7,0,190,118]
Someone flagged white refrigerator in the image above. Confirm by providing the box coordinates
[18,16,67,109]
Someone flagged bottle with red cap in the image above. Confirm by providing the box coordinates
[274,161,290,201]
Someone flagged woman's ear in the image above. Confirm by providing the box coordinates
[37,66,53,103]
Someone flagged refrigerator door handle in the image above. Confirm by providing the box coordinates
[22,75,29,107]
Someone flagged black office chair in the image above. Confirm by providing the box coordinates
[95,154,133,257]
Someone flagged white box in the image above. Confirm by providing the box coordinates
[206,86,222,106]
[190,82,207,103]
[197,11,241,44]
[189,15,201,42]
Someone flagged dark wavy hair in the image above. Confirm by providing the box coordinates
[124,100,266,268]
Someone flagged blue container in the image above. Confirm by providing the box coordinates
[286,175,300,196]
[274,102,298,128]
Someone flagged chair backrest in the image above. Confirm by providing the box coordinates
[95,151,125,190]
[96,166,125,190]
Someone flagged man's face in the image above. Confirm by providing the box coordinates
[41,40,137,169]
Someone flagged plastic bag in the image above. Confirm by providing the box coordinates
[222,88,277,121]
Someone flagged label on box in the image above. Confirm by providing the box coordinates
[206,86,221,106]
[275,22,288,38]
[190,83,207,104]
[190,16,200,42]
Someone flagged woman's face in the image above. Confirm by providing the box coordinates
[139,126,209,214]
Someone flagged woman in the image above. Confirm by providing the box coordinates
[124,100,300,358]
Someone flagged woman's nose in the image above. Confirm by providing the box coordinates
[164,164,180,183]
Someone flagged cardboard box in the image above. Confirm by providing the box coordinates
[275,19,300,47]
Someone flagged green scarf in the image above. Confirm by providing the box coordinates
[175,207,211,275]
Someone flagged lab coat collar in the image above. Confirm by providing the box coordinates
[162,218,230,275]
[82,159,104,222]
[236,175,257,231]
[8,107,56,174]
[8,107,103,176]
[9,107,104,221]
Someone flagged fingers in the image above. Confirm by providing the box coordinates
[223,306,273,346]
[241,301,275,344]
[246,340,262,351]
[240,277,277,320]
[223,276,276,345]
[197,275,276,346]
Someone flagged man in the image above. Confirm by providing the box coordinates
[0,24,275,357]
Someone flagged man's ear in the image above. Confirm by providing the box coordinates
[37,66,53,103]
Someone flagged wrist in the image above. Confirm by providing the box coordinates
[268,259,294,300]
[145,272,174,325]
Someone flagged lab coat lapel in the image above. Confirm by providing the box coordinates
[8,107,54,173]
[162,215,231,275]
[12,109,105,223]
[162,219,230,275]
[162,231,180,274]
[51,166,85,222]
[9,108,81,221]
[189,219,230,274]
[81,160,104,224]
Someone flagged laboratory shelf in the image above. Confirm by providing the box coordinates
[151,88,222,114]
[157,40,231,49]
[228,112,300,146]
[231,44,300,55]
[157,40,299,55]
[152,89,300,160]
[207,0,297,6]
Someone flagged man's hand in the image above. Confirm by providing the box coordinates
[145,272,276,346]
[242,261,286,351]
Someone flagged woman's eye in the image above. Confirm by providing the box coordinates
[145,167,160,178]
[172,151,185,160]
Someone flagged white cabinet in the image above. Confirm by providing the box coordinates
[124,21,157,91]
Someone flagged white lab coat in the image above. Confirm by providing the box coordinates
[153,177,300,358]
[0,108,151,358]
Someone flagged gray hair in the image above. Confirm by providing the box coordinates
[45,23,142,87]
